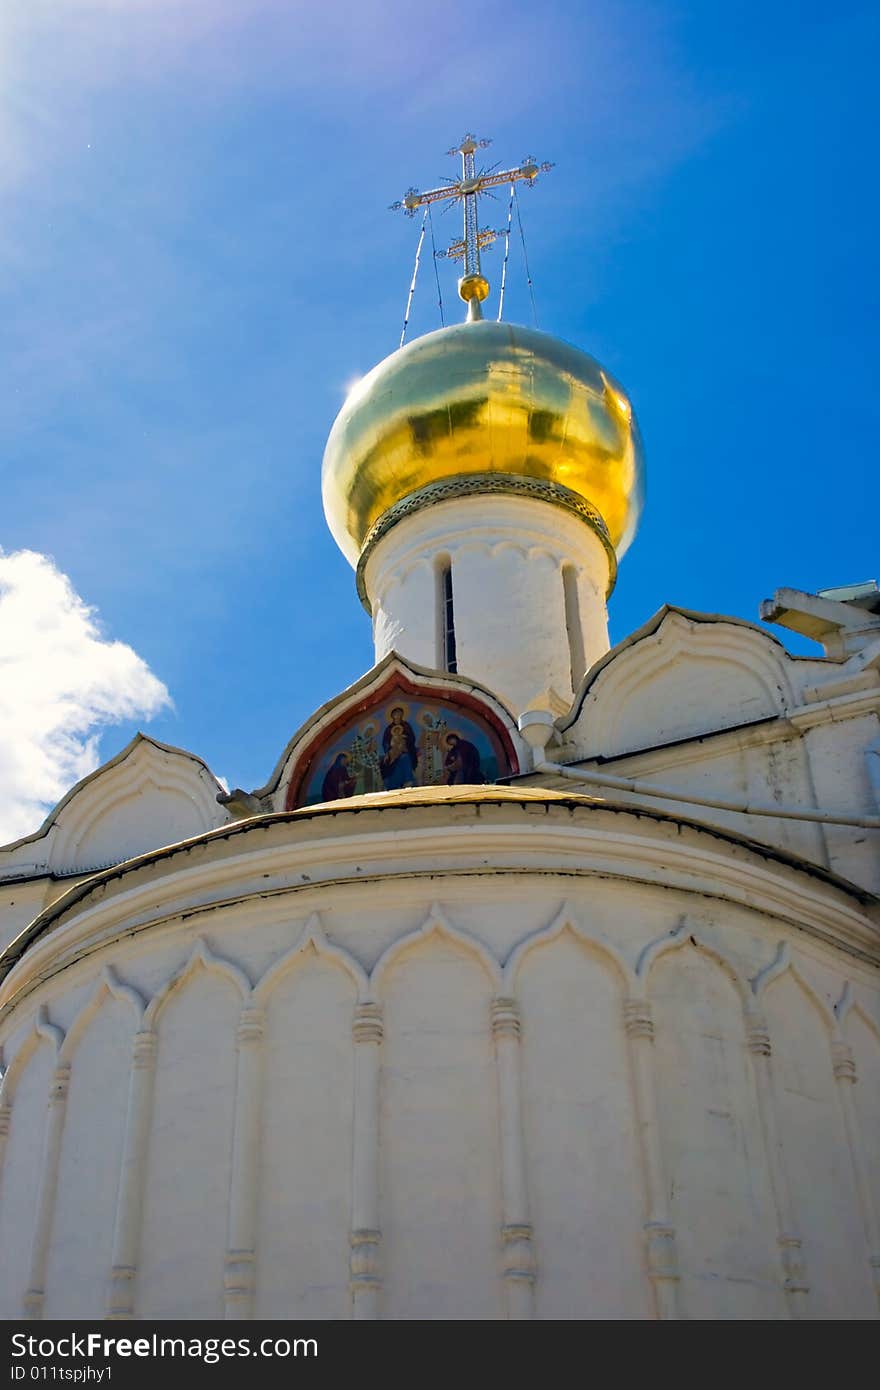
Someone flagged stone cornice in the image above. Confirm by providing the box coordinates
[788,687,880,731]
[562,714,788,776]
[1,799,876,1022]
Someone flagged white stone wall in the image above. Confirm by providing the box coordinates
[801,713,880,890]
[363,495,612,715]
[557,609,880,894]
[0,883,48,956]
[0,806,877,1322]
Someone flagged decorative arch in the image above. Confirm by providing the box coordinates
[637,922,752,1011]
[255,653,526,811]
[58,968,145,1065]
[390,554,435,591]
[633,920,689,988]
[561,608,796,758]
[369,904,502,997]
[0,1007,64,1108]
[502,903,632,992]
[0,734,225,882]
[488,540,530,563]
[143,940,251,1027]
[51,745,224,872]
[834,981,880,1044]
[253,914,368,1004]
[525,544,562,567]
[283,662,521,810]
[751,942,836,1034]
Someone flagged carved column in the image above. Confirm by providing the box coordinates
[491,997,535,1319]
[224,1005,265,1319]
[23,1063,71,1318]
[623,998,680,1319]
[350,1003,383,1319]
[105,1028,157,1319]
[831,1039,880,1311]
[744,1011,809,1315]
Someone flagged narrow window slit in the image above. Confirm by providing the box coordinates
[438,560,458,673]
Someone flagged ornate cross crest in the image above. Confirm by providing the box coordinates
[391,133,552,315]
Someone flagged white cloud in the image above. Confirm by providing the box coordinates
[0,549,171,844]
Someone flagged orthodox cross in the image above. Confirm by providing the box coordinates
[391,134,552,315]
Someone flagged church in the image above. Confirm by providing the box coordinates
[1,136,878,1322]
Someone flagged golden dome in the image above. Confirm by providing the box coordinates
[321,319,645,571]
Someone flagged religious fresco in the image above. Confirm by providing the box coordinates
[294,690,515,807]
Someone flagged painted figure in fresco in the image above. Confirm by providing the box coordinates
[418,709,449,785]
[321,752,356,802]
[380,706,419,789]
[348,722,381,795]
[344,728,378,795]
[444,732,483,784]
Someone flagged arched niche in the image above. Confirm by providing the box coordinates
[254,939,358,1320]
[44,980,140,1318]
[649,944,783,1319]
[763,970,874,1319]
[137,946,246,1319]
[374,916,502,1320]
[515,923,649,1319]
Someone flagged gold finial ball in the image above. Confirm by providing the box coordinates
[322,320,645,569]
[458,273,490,303]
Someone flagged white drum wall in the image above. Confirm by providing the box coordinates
[1,839,878,1322]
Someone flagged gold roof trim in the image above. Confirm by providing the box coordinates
[296,783,609,814]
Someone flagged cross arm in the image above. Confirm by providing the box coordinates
[390,183,458,214]
[477,162,554,193]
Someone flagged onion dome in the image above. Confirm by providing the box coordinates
[321,318,645,588]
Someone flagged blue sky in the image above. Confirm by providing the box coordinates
[1,0,877,821]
